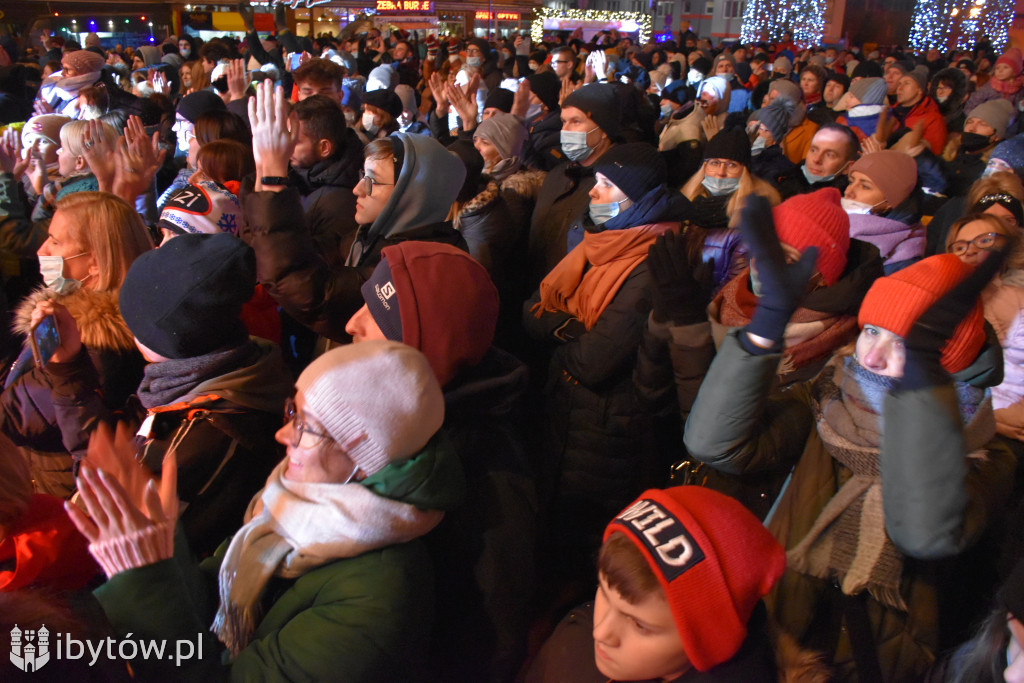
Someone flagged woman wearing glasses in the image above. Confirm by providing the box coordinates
[64,340,463,681]
[947,213,1024,446]
[680,127,781,294]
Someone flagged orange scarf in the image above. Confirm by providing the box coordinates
[533,222,678,329]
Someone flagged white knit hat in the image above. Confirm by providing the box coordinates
[295,340,444,476]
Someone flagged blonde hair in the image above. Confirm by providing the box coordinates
[58,119,119,159]
[680,164,782,227]
[0,432,33,533]
[54,192,155,293]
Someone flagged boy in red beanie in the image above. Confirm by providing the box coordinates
[526,486,793,682]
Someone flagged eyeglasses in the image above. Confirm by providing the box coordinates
[358,168,395,196]
[283,397,330,449]
[705,159,742,172]
[948,231,1008,256]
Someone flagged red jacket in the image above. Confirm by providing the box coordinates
[897,95,948,155]
[0,494,99,592]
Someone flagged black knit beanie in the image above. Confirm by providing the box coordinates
[527,71,560,112]
[594,143,666,203]
[703,127,751,167]
[119,233,254,359]
[562,83,622,138]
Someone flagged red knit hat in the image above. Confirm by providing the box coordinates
[375,242,499,387]
[857,254,985,373]
[772,187,850,286]
[997,48,1023,78]
[604,487,786,672]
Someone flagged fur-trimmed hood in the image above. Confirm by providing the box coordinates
[458,179,501,219]
[498,168,546,202]
[14,286,135,353]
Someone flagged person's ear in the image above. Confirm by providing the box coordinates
[317,138,334,159]
[75,154,87,172]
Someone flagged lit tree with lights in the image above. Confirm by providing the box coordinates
[909,0,1013,52]
[739,0,825,48]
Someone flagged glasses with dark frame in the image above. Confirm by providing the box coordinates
[358,168,395,196]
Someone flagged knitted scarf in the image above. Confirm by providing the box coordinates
[991,76,1024,96]
[136,343,256,409]
[787,355,993,611]
[211,460,444,657]
[532,222,676,329]
[716,269,859,378]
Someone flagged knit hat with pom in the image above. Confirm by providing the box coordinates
[772,187,850,286]
[604,486,786,672]
[858,254,986,373]
[295,340,444,476]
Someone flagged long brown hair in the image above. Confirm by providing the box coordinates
[54,192,155,293]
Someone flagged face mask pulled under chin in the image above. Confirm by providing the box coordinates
[702,175,740,196]
[841,197,881,215]
[802,163,842,185]
[38,253,90,295]
[561,128,596,163]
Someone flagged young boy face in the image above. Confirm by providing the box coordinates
[593,573,690,681]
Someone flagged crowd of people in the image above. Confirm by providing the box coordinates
[2,6,1024,681]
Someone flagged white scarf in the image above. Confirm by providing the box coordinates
[211,460,444,657]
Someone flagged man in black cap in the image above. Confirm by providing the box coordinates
[42,232,292,558]
[513,70,563,171]
[527,82,621,288]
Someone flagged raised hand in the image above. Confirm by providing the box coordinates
[248,79,299,185]
[64,429,178,578]
[226,58,249,101]
[29,299,81,363]
[81,119,118,192]
[111,115,167,202]
[0,128,25,176]
[429,71,450,117]
[739,194,818,352]
[445,77,480,131]
[511,77,531,118]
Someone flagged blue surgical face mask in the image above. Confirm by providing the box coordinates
[751,136,768,155]
[38,252,90,295]
[660,102,674,118]
[561,127,599,163]
[802,164,837,185]
[589,197,629,225]
[702,175,740,196]
[526,102,543,120]
[466,56,483,68]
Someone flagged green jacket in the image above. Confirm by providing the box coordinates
[94,434,465,683]
[683,331,1015,681]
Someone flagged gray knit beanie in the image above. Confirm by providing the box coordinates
[968,99,1015,139]
[848,77,888,106]
[295,340,444,476]
[473,111,528,161]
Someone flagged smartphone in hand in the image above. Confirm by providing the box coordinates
[30,315,60,367]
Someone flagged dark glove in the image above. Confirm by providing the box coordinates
[900,248,1006,390]
[647,231,714,325]
[737,194,818,355]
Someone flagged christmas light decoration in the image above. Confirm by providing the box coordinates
[531,8,651,44]
[909,0,1012,52]
[739,0,825,48]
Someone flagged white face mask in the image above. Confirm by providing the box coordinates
[362,112,380,135]
[466,56,483,68]
[526,102,543,120]
[841,197,881,215]
[39,252,90,295]
[751,136,768,155]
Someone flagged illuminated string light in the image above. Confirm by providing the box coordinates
[910,0,1012,52]
[740,0,825,47]
[531,8,652,44]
